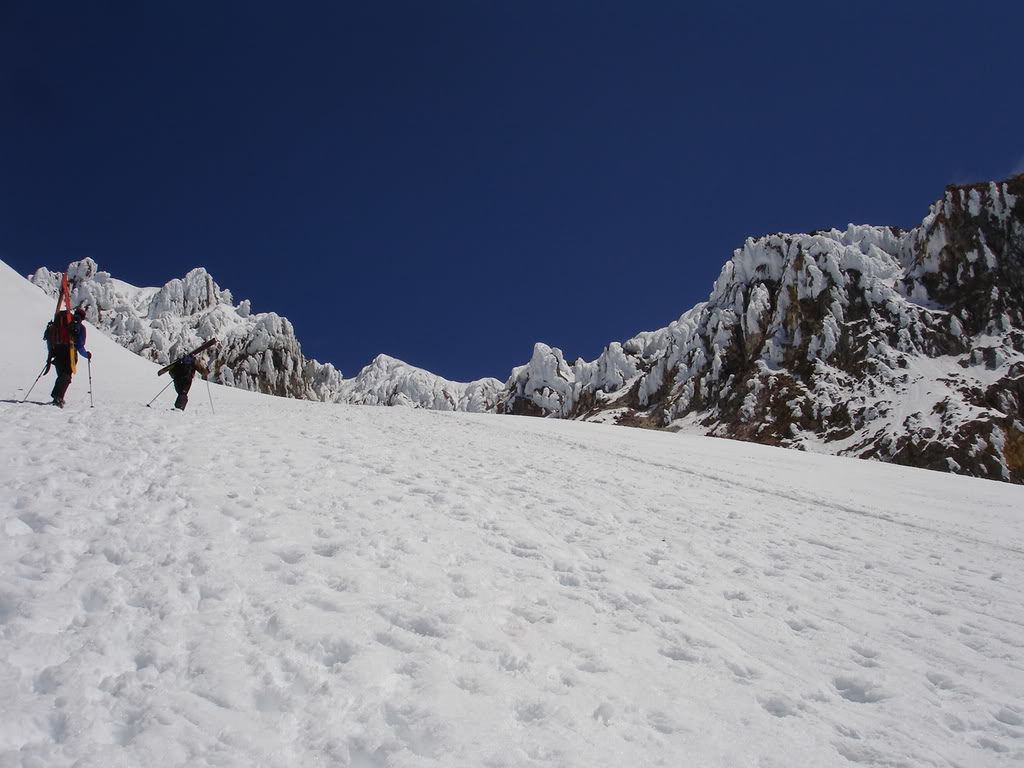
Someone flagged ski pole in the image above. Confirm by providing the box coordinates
[87,358,94,408]
[206,377,215,415]
[146,380,174,408]
[21,364,48,403]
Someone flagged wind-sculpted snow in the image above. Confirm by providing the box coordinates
[338,354,503,412]
[500,176,1024,483]
[2,257,1023,767]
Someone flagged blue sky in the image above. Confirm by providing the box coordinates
[2,2,1021,381]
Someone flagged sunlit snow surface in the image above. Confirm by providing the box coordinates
[2,259,1023,767]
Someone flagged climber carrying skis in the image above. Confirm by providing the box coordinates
[43,274,91,408]
[167,351,209,411]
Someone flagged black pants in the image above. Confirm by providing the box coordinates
[171,368,195,410]
[50,346,74,402]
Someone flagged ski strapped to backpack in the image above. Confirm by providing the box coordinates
[45,273,76,346]
[158,338,217,376]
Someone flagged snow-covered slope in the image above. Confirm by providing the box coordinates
[3,259,1024,767]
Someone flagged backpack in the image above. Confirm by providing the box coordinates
[45,310,77,346]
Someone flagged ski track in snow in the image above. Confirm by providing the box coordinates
[2,258,1024,767]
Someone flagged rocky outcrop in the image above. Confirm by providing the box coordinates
[498,176,1024,483]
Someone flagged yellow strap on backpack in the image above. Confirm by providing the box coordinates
[70,347,77,375]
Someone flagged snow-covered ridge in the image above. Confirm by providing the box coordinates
[501,176,1024,483]
[30,259,345,401]
[338,354,503,413]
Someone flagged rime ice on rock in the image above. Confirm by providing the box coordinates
[494,176,1024,483]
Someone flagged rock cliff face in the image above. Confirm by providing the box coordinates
[31,176,1024,481]
[502,176,1024,482]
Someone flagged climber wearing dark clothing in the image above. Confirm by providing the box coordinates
[168,353,208,411]
[45,306,91,408]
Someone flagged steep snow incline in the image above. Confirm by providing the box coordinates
[2,258,1023,767]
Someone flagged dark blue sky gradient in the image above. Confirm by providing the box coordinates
[2,2,1021,380]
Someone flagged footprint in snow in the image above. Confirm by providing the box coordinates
[306,596,343,613]
[850,645,881,668]
[382,609,449,639]
[785,617,819,633]
[833,675,889,703]
[317,637,356,667]
[925,670,957,690]
[592,702,614,725]
[645,550,667,566]
[312,542,341,557]
[724,660,762,682]
[993,707,1023,726]
[77,591,108,615]
[646,710,678,734]
[16,511,50,533]
[659,645,700,663]
[454,675,485,694]
[375,631,416,653]
[723,589,750,601]
[513,699,548,723]
[448,573,476,599]
[977,736,1010,753]
[498,651,531,674]
[759,694,801,718]
[275,549,305,564]
[556,573,582,587]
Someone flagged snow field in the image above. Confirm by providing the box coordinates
[1,259,1023,766]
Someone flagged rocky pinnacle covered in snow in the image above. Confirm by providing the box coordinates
[336,354,504,413]
[30,175,1024,481]
[502,176,1024,483]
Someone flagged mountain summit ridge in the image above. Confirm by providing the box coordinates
[30,176,1024,482]
[499,176,1023,482]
